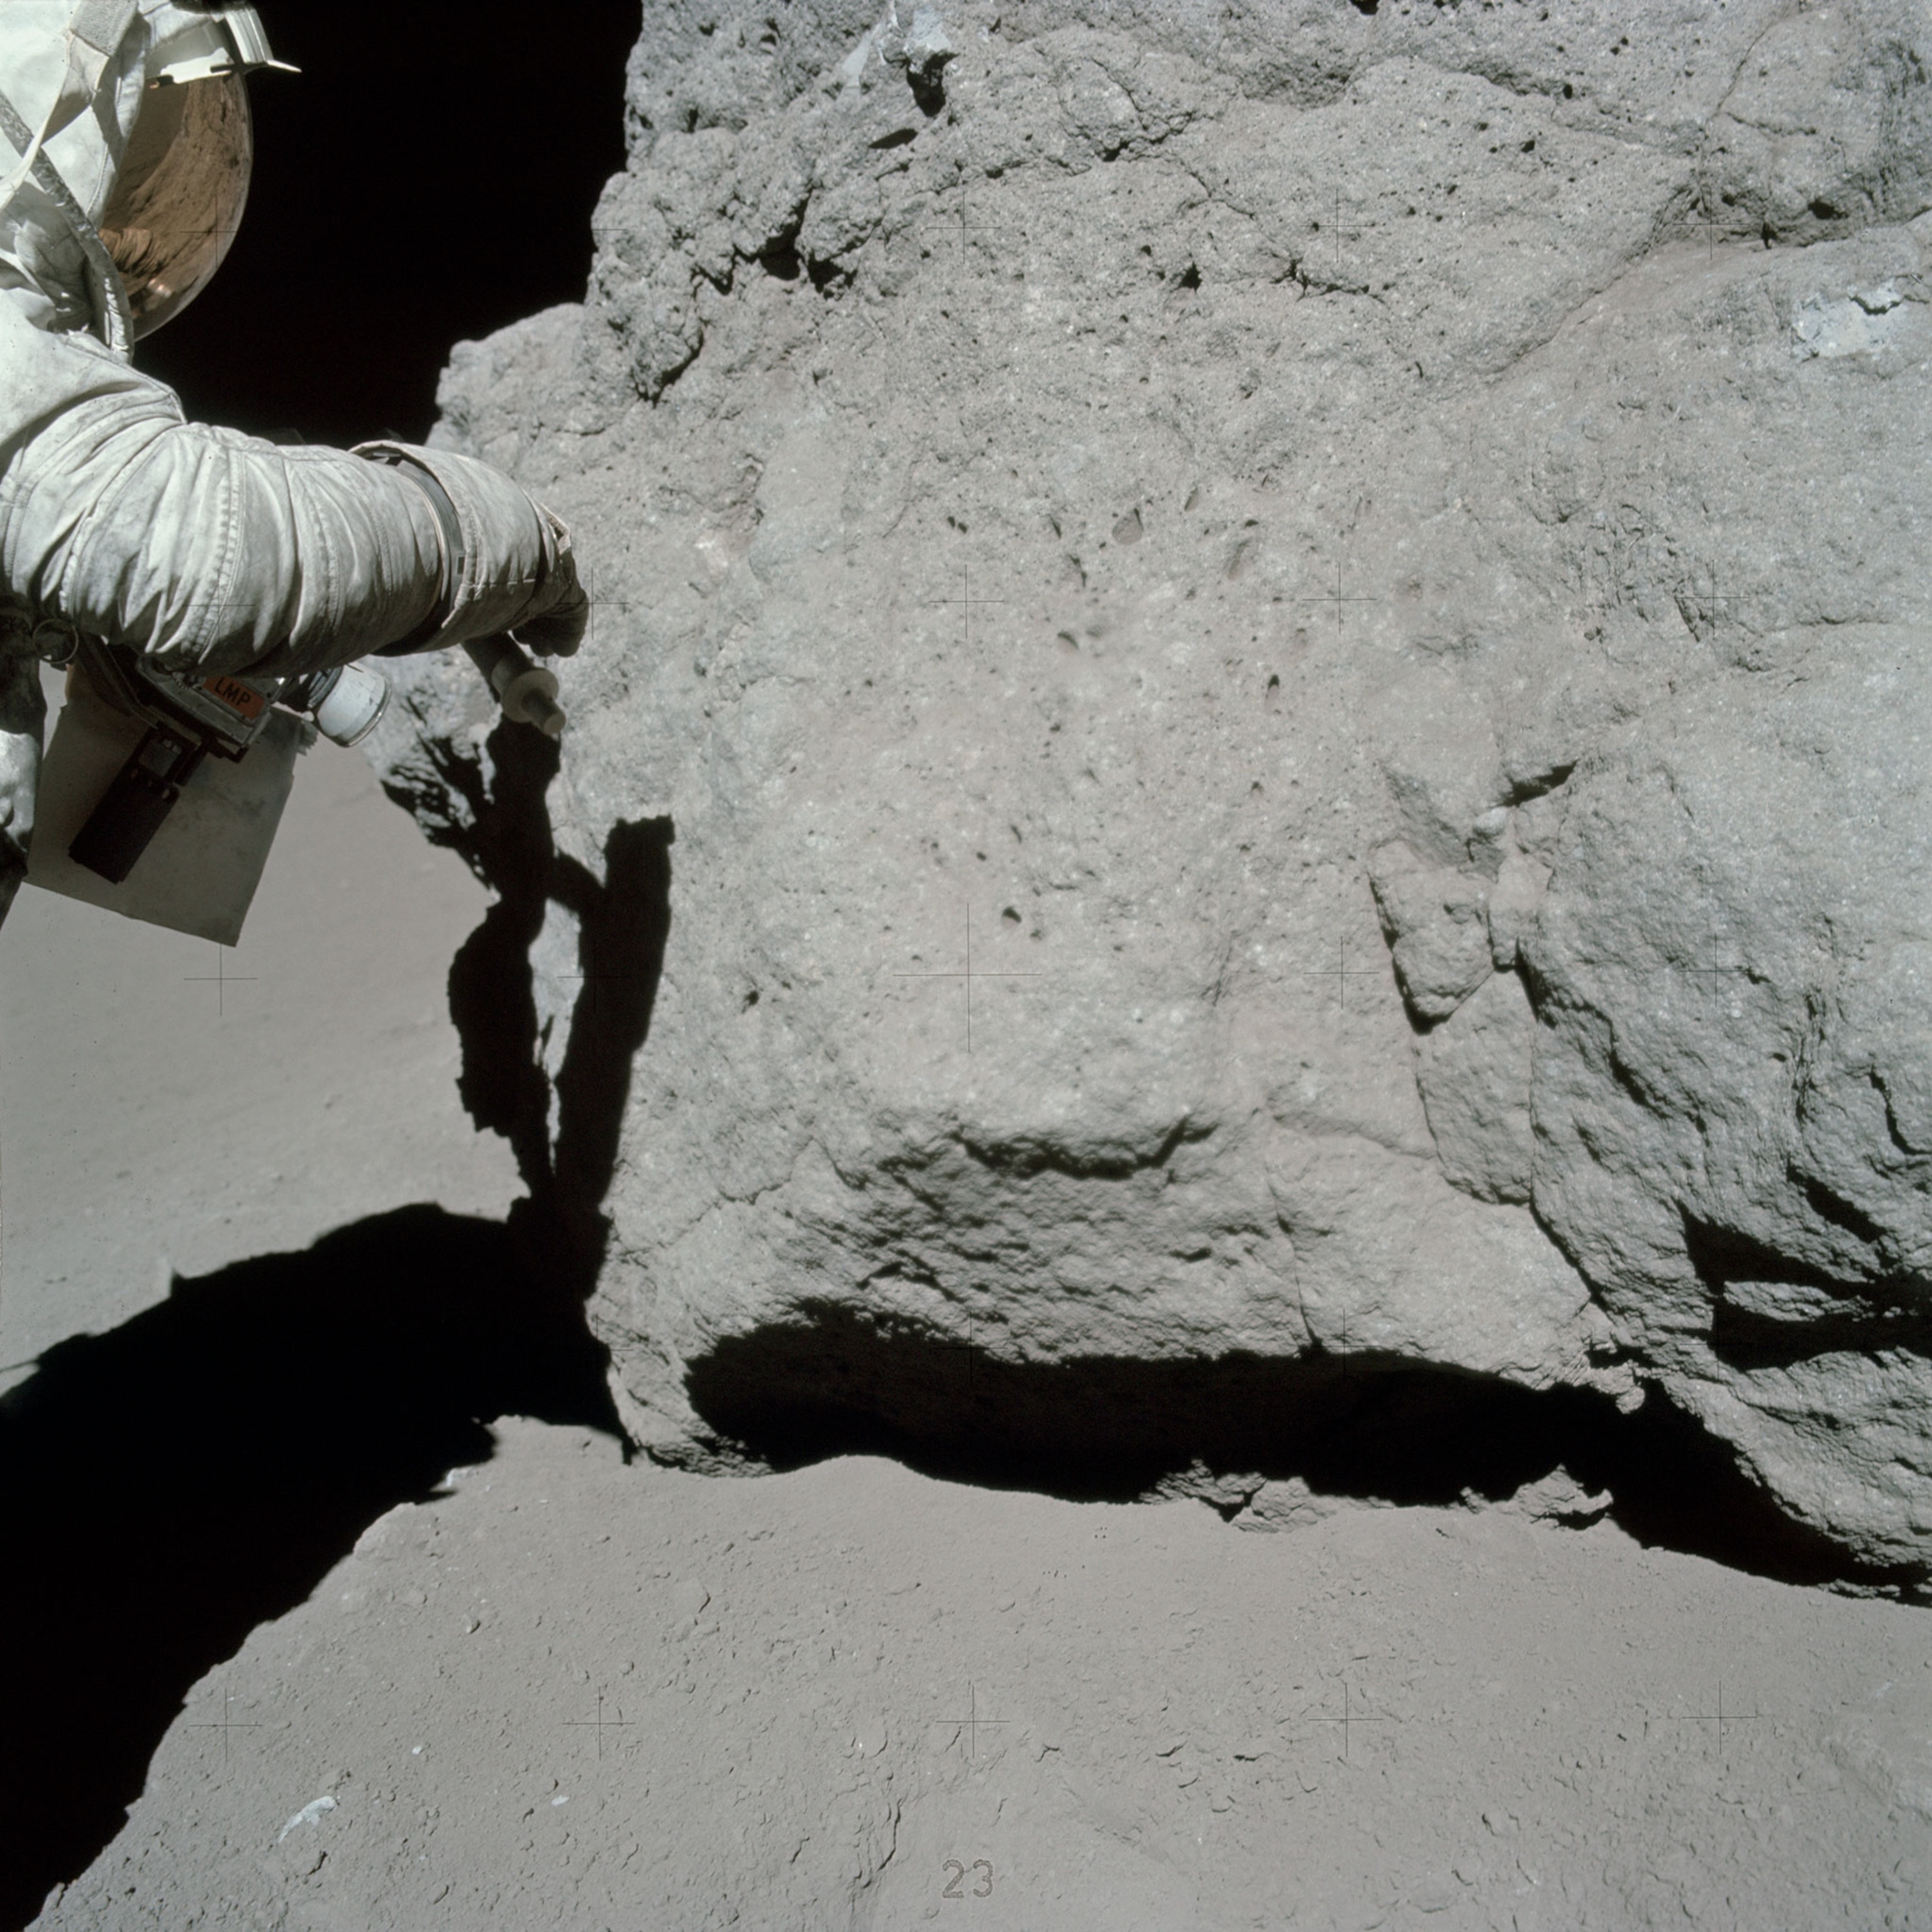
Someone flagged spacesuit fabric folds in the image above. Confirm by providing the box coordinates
[0,1,586,927]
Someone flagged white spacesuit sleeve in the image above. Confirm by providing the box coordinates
[352,440,588,659]
[0,306,584,680]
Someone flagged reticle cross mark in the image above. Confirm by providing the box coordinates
[185,1684,263,1770]
[182,943,258,1015]
[1298,1682,1393,1762]
[1679,563,1748,641]
[564,1691,635,1760]
[1323,186,1348,284]
[1692,162,1733,266]
[1662,1681,1761,1752]
[938,1318,986,1394]
[1328,1311,1359,1379]
[896,904,1042,1053]
[930,1681,1009,1759]
[940,173,1027,265]
[934,565,1008,653]
[1297,935,1385,1011]
[1296,560,1380,628]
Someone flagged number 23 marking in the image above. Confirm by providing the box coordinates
[941,1858,994,1898]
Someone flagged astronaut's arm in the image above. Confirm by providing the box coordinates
[1,372,586,680]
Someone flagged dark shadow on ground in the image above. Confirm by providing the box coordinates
[0,1206,619,1932]
[677,1306,1928,1601]
[0,649,672,1931]
[402,709,674,1304]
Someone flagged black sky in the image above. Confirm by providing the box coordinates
[135,0,640,448]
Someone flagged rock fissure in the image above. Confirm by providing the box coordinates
[952,1115,1206,1182]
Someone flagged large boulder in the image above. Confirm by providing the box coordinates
[1526,635,1932,1574]
[366,0,1932,1582]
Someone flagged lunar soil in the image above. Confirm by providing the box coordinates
[2,662,1927,1931]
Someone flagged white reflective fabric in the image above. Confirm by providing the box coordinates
[0,1,139,233]
[99,71,252,338]
[146,4,297,87]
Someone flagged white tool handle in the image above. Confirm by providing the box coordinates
[464,635,567,739]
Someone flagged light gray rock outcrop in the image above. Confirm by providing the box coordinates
[365,0,1932,1584]
[1526,632,1932,1573]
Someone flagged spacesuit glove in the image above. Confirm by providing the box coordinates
[511,506,589,659]
[353,441,589,658]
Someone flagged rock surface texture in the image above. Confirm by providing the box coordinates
[365,0,1932,1587]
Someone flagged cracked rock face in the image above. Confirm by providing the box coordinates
[366,0,1932,1582]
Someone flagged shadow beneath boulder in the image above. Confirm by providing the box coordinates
[0,1205,619,1932]
[678,1305,1925,1600]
